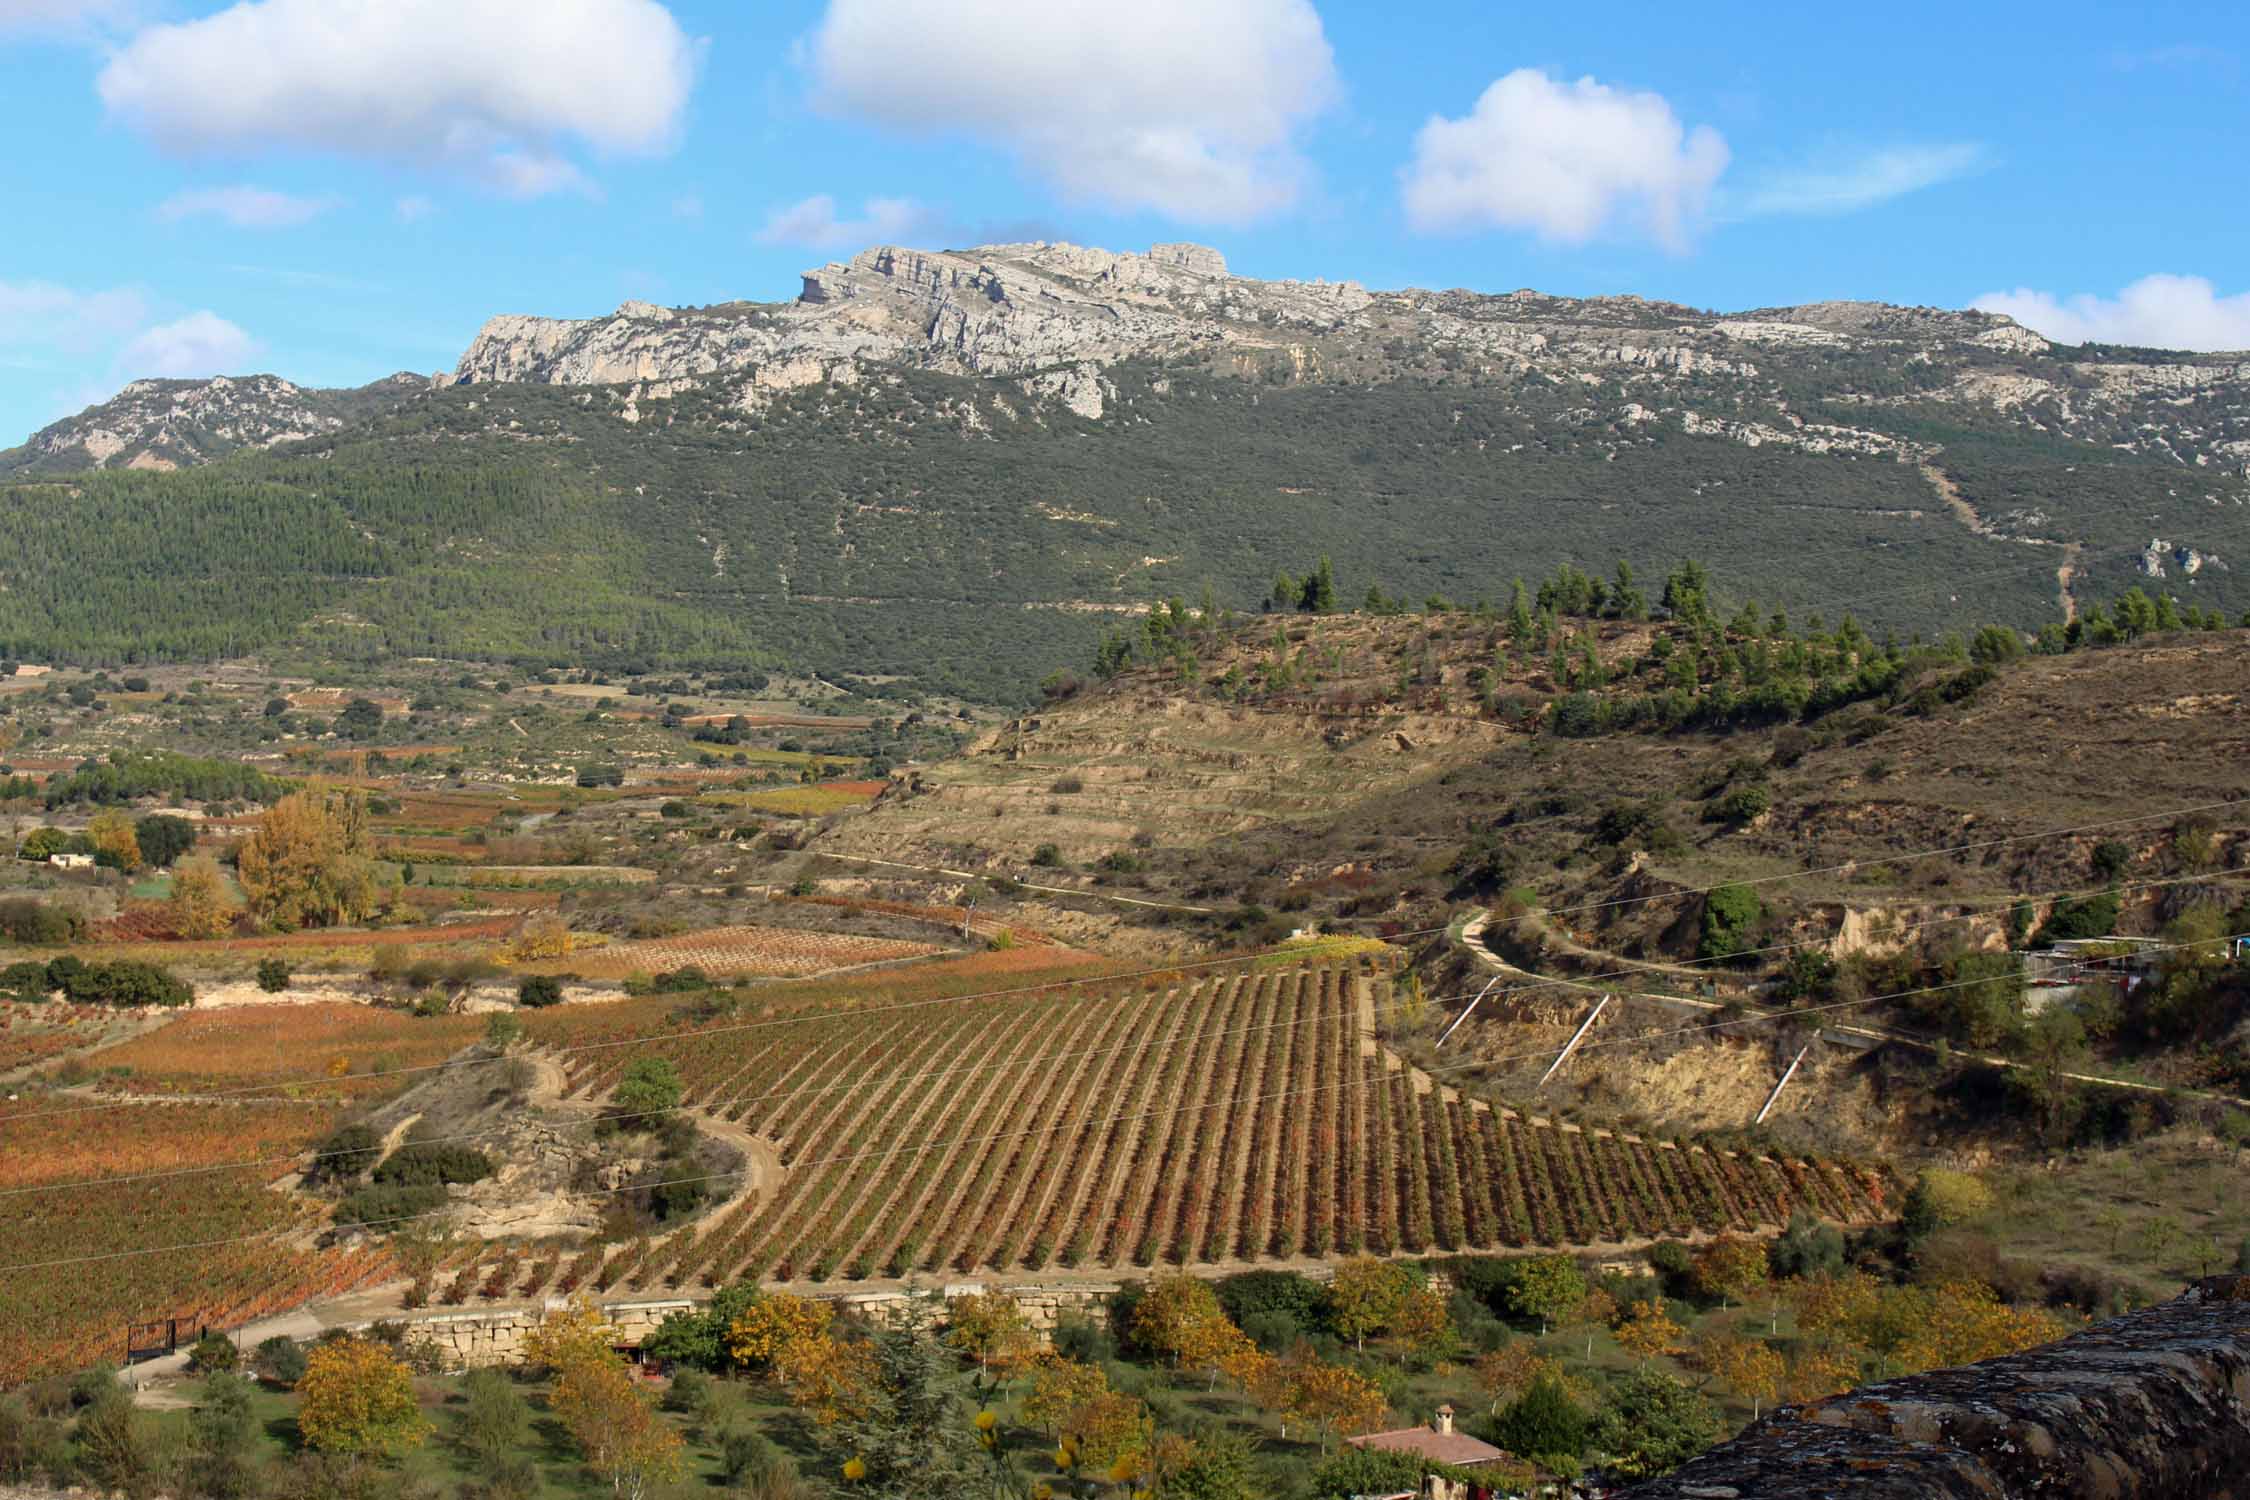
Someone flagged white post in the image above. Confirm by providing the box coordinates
[1436,976,1499,1047]
[1538,994,1609,1086]
[1755,1045,1811,1125]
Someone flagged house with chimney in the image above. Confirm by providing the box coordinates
[1343,1405,1514,1499]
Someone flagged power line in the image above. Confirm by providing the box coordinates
[11,790,2240,1125]
[6,927,2241,1278]
[9,864,2237,1199]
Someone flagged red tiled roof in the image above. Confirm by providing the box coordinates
[1346,1426,1509,1466]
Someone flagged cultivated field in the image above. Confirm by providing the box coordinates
[518,923,945,980]
[0,1101,396,1384]
[531,962,1890,1293]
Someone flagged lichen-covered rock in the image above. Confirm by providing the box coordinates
[1624,1276,2250,1499]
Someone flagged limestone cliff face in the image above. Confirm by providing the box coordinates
[13,239,2250,480]
[0,371,423,475]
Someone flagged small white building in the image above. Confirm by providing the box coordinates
[47,852,92,870]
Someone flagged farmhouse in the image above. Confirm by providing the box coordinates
[1345,1405,1512,1498]
[46,852,92,870]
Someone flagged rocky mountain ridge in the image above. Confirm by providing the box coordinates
[1,371,423,475]
[9,239,2249,476]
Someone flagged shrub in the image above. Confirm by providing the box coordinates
[516,975,564,1008]
[0,897,82,945]
[613,1058,685,1122]
[1,961,51,1000]
[255,958,291,993]
[1709,784,1771,825]
[334,1182,449,1229]
[1030,843,1063,868]
[659,800,693,819]
[1697,885,1765,961]
[186,1331,238,1373]
[310,1124,382,1183]
[2036,892,2120,944]
[1496,1372,1589,1467]
[371,1143,495,1188]
[53,959,192,1008]
[250,1336,308,1388]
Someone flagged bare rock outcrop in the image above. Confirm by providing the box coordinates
[1623,1275,2250,1499]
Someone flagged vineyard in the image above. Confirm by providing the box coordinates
[0,1101,396,1384]
[518,923,945,980]
[528,962,1891,1295]
[85,1003,485,1098]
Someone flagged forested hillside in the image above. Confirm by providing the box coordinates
[3,354,2243,703]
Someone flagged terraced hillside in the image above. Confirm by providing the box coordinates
[523,961,1890,1296]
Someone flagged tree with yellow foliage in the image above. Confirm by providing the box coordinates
[1283,1355,1389,1452]
[775,1329,879,1427]
[945,1290,1038,1379]
[1326,1256,1408,1350]
[1022,1355,1110,1438]
[1614,1299,1687,1364]
[1893,1282,2069,1374]
[726,1291,831,1369]
[1698,1332,1786,1418]
[1059,1389,1153,1479]
[295,1336,428,1457]
[1785,1346,1862,1403]
[236,786,384,929]
[1391,1278,1453,1361]
[528,1301,682,1500]
[1132,1276,1256,1390]
[1474,1344,1571,1415]
[87,808,140,872]
[167,853,236,939]
[1690,1235,1770,1309]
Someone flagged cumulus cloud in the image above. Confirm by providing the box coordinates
[0,279,149,352]
[119,311,258,377]
[97,0,696,196]
[1402,69,1729,249]
[1974,275,2250,353]
[806,0,1337,223]
[754,194,938,251]
[1733,143,1986,218]
[156,184,337,229]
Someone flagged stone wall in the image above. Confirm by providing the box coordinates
[373,1265,1503,1370]
[375,1281,1131,1370]
[1623,1275,2250,1499]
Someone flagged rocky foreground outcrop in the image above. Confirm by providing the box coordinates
[1624,1275,2250,1499]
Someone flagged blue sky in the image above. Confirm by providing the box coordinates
[1,0,2245,445]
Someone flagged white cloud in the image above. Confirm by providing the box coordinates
[1733,143,1986,218]
[0,279,149,351]
[156,184,337,229]
[97,0,697,197]
[1401,69,1729,250]
[806,0,1337,223]
[1973,274,2250,353]
[395,194,437,223]
[118,311,258,377]
[672,193,703,220]
[754,194,938,251]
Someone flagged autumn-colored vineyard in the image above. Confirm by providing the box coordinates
[520,923,945,980]
[538,963,1890,1295]
[0,1102,396,1385]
